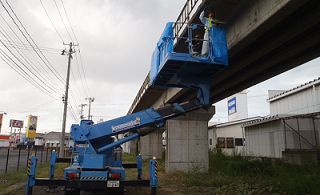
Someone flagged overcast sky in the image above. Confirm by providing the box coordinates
[0,0,319,135]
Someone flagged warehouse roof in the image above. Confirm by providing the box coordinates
[209,116,263,129]
[242,112,320,128]
[267,77,320,102]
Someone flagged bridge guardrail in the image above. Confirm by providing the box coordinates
[127,73,150,115]
[173,0,200,37]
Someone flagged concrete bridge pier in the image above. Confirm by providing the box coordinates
[139,128,164,159]
[165,106,215,173]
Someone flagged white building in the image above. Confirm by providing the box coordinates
[243,77,320,164]
[243,113,320,164]
[207,91,252,155]
[208,117,262,155]
[267,77,320,115]
[227,91,248,122]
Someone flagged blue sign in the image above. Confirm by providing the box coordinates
[228,97,237,115]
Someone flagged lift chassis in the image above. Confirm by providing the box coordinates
[26,98,208,195]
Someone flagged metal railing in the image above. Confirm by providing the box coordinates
[173,0,200,37]
[0,146,71,175]
[127,73,150,114]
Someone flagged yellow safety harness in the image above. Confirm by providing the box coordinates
[208,18,217,28]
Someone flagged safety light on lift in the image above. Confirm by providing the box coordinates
[109,173,121,179]
[67,173,80,178]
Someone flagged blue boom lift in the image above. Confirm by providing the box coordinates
[25,22,228,195]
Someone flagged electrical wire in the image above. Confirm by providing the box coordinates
[0,49,60,100]
[0,0,81,122]
[75,49,92,97]
[40,0,64,43]
[0,14,64,86]
[0,0,96,123]
[0,39,61,53]
[54,0,74,43]
[0,33,63,95]
[61,0,78,44]
[2,0,66,84]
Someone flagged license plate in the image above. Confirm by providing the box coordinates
[107,180,120,188]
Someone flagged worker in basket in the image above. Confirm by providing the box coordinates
[185,34,202,55]
[200,8,224,56]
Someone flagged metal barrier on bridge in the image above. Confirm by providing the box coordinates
[173,0,200,37]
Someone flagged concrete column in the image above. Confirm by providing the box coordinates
[165,106,215,173]
[140,128,164,159]
[128,134,138,155]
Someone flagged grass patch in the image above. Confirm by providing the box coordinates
[206,149,320,195]
[0,162,69,194]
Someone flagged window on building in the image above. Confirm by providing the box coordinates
[218,137,225,148]
[210,139,212,145]
[226,137,234,148]
[235,138,244,146]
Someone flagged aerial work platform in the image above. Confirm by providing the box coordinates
[153,52,227,87]
[150,22,229,105]
[150,22,228,89]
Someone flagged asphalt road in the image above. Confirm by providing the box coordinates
[0,148,52,175]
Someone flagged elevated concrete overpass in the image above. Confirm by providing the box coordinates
[126,0,320,172]
[129,0,320,114]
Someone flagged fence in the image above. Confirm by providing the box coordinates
[0,146,70,175]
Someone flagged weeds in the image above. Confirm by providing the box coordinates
[206,149,320,194]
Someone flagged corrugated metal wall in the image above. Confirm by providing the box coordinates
[270,83,320,115]
[245,117,320,159]
[283,118,318,150]
[245,120,284,158]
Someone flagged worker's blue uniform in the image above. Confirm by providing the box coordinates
[199,11,219,56]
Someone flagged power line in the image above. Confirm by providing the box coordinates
[73,51,89,97]
[2,0,66,84]
[40,0,64,43]
[1,0,83,126]
[56,0,91,97]
[0,14,63,86]
[0,40,61,52]
[70,67,86,98]
[0,33,63,95]
[1,1,80,123]
[0,48,60,100]
[75,50,91,97]
[61,0,78,44]
[21,100,57,113]
[54,0,74,43]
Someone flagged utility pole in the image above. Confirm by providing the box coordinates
[60,42,76,157]
[79,104,87,120]
[86,97,95,120]
[0,111,6,133]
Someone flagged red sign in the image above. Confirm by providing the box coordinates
[10,119,24,128]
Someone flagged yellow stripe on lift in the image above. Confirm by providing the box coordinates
[80,177,107,180]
